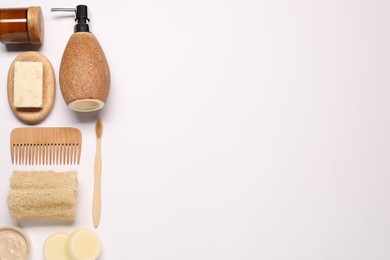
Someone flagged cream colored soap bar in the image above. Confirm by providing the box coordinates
[43,232,69,260]
[66,228,101,260]
[13,61,43,108]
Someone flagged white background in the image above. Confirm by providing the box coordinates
[1,0,390,259]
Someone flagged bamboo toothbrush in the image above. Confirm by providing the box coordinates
[93,119,103,228]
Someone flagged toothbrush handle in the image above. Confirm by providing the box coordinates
[93,139,102,228]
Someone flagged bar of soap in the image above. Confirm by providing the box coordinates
[8,51,56,124]
[43,232,69,260]
[13,61,43,108]
[66,228,101,260]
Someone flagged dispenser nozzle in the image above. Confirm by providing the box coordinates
[51,8,76,13]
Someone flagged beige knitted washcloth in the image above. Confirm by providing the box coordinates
[8,171,78,221]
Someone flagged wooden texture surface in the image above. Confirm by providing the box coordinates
[10,127,82,165]
[93,119,103,228]
[27,6,44,45]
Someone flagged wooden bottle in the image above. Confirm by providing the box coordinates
[52,5,110,112]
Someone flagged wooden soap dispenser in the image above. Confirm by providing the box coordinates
[51,5,110,112]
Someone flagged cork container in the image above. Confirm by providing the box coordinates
[59,32,110,112]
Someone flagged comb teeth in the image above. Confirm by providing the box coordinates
[10,127,82,165]
[11,143,81,165]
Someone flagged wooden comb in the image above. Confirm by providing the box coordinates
[10,127,82,165]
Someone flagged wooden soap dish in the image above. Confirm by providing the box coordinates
[7,51,55,124]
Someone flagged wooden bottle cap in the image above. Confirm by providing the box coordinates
[27,6,44,45]
[7,51,55,124]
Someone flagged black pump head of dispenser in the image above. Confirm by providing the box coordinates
[51,5,91,33]
[75,5,90,32]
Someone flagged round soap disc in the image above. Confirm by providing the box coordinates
[66,228,102,260]
[43,232,69,260]
[7,51,55,124]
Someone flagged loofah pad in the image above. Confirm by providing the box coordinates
[8,171,78,221]
[7,51,55,124]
